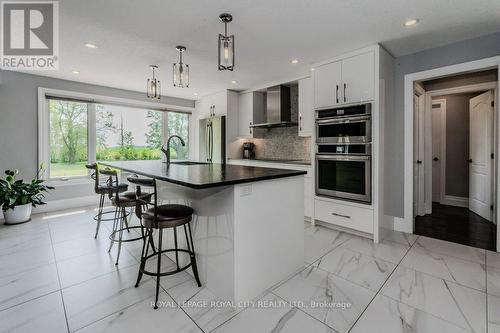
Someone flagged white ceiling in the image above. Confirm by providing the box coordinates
[22,0,500,100]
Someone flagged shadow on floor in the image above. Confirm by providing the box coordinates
[415,202,497,251]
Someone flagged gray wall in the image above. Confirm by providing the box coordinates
[385,32,500,218]
[0,70,194,202]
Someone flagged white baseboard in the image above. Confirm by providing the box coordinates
[391,216,411,233]
[441,195,469,208]
[0,195,97,222]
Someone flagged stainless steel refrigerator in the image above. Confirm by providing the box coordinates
[199,116,226,163]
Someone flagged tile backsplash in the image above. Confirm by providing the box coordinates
[249,129,311,161]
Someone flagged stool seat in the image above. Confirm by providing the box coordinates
[97,183,128,195]
[143,204,193,228]
[112,191,153,206]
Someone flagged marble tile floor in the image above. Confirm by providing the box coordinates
[0,207,498,333]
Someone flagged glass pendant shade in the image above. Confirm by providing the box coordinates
[218,13,234,71]
[146,65,160,99]
[173,46,189,88]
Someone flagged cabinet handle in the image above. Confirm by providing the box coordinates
[249,122,252,135]
[343,83,347,103]
[336,85,339,104]
[331,212,351,219]
[299,113,303,131]
[213,105,215,116]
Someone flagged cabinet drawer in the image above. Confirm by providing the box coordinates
[314,199,373,234]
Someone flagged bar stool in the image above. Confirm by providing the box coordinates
[85,163,128,238]
[100,169,152,265]
[130,177,201,309]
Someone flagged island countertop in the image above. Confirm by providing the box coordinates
[99,160,307,189]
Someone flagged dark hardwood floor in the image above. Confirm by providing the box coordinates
[415,202,497,251]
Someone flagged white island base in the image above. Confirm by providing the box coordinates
[155,175,305,302]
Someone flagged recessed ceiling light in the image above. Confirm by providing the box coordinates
[84,42,98,49]
[311,67,315,71]
[291,59,299,64]
[71,70,80,74]
[404,19,419,27]
[231,80,237,84]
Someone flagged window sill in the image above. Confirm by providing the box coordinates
[46,177,93,187]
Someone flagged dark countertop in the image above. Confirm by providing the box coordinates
[228,158,312,166]
[100,160,307,189]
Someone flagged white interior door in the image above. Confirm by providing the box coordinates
[431,101,444,202]
[469,91,494,221]
[414,92,426,216]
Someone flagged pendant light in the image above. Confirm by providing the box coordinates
[146,65,160,99]
[173,45,189,88]
[218,13,234,71]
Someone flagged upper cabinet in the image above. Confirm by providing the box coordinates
[314,51,374,109]
[314,60,342,109]
[196,91,228,118]
[237,91,265,138]
[298,77,313,137]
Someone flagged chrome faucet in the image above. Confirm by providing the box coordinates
[162,135,186,165]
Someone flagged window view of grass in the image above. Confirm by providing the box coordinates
[95,105,163,162]
[49,99,189,179]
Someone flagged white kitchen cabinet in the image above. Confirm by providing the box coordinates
[298,77,314,137]
[196,91,228,118]
[314,51,374,109]
[314,198,373,234]
[238,92,254,138]
[314,60,342,109]
[341,52,375,104]
[211,91,228,116]
[237,91,265,138]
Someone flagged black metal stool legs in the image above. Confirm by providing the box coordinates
[154,229,163,309]
[94,194,105,239]
[187,223,202,287]
[115,207,126,265]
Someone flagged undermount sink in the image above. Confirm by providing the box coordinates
[169,161,210,165]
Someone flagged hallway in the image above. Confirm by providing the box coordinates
[415,203,497,250]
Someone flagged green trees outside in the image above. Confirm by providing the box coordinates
[49,100,88,176]
[167,112,189,160]
[145,111,162,149]
[49,101,189,178]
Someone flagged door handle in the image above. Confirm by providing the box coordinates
[336,85,339,104]
[299,113,303,131]
[416,160,423,164]
[343,83,347,103]
[433,157,439,161]
[249,122,252,135]
[467,159,473,163]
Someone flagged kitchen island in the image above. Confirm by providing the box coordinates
[100,160,306,302]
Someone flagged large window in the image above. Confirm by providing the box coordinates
[44,94,190,180]
[49,100,88,177]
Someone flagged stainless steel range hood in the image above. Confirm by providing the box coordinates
[250,85,298,128]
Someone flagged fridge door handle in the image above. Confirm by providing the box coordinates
[206,123,210,162]
[210,123,214,162]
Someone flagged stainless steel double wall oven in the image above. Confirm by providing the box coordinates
[315,103,372,203]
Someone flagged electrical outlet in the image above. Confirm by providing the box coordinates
[240,184,252,197]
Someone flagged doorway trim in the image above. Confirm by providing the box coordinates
[403,56,500,251]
